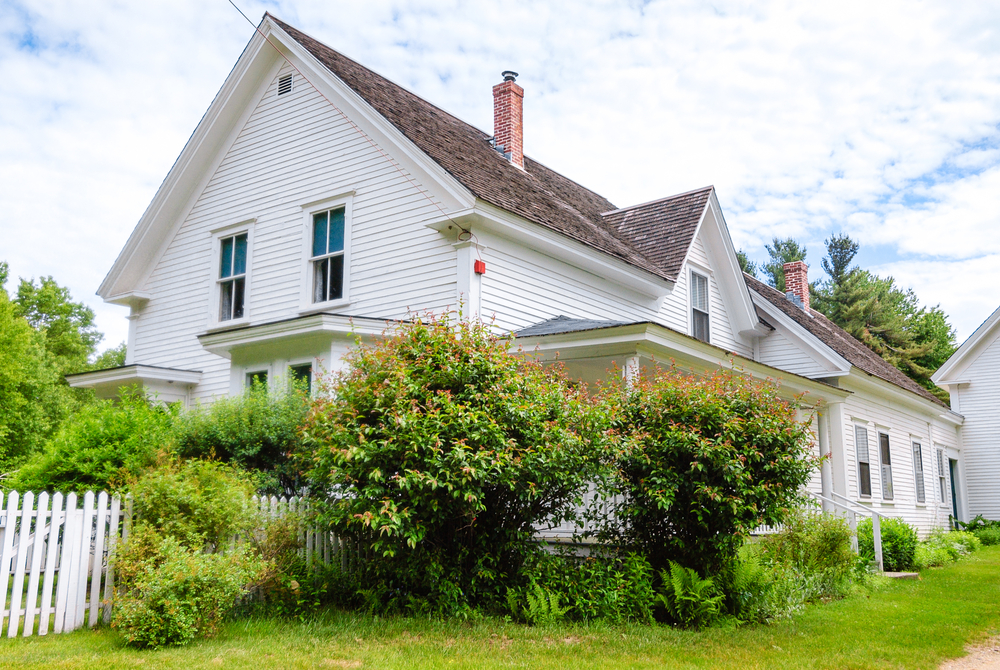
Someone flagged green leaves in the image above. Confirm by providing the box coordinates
[602,367,816,577]
[300,313,606,613]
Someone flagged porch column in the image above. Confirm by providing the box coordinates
[827,400,849,497]
[818,406,833,512]
[454,239,483,320]
[623,354,640,387]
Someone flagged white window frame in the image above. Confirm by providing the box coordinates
[299,193,354,313]
[911,439,926,504]
[287,359,314,394]
[878,430,893,501]
[936,447,949,506]
[244,367,270,390]
[207,220,255,329]
[854,423,873,499]
[689,268,711,344]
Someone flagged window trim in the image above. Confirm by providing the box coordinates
[912,440,926,504]
[689,269,711,344]
[879,431,894,501]
[936,447,949,506]
[854,423,873,499]
[299,193,354,313]
[208,220,255,328]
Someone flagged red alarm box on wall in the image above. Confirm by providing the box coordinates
[474,259,486,275]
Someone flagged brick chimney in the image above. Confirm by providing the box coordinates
[783,260,810,311]
[492,71,524,169]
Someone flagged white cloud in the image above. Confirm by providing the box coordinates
[1,0,999,347]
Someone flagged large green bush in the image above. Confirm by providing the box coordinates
[175,381,309,495]
[858,516,917,571]
[8,390,175,492]
[602,366,816,576]
[112,460,267,647]
[299,313,606,614]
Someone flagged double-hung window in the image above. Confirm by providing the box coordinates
[219,233,248,321]
[879,432,893,500]
[912,441,926,503]
[691,271,710,343]
[937,448,948,503]
[855,425,872,497]
[311,208,345,304]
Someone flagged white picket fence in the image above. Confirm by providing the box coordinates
[0,489,343,639]
[0,490,127,638]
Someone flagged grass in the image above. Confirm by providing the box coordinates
[3,547,1000,670]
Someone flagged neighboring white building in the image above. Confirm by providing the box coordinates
[67,14,965,534]
[933,307,1000,522]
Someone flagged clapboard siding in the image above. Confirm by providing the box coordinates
[839,375,957,536]
[133,63,456,402]
[951,329,1000,519]
[758,329,831,378]
[657,233,753,358]
[480,233,659,333]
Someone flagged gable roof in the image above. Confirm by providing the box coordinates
[744,274,947,407]
[932,304,1000,385]
[270,16,707,284]
[601,187,713,280]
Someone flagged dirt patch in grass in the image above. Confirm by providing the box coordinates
[940,635,1000,670]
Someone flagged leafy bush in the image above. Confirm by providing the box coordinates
[720,543,803,624]
[175,381,309,495]
[602,366,816,576]
[656,561,724,628]
[973,527,1000,547]
[858,516,917,571]
[131,459,258,550]
[914,529,981,569]
[760,507,858,598]
[299,313,606,614]
[519,548,655,623]
[112,527,262,648]
[8,390,176,492]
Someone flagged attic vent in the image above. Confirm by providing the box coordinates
[277,74,292,96]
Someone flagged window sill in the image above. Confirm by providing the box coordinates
[205,318,252,333]
[299,299,352,315]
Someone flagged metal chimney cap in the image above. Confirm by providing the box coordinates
[502,70,518,82]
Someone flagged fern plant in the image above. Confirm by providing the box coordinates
[656,561,724,628]
[506,583,570,625]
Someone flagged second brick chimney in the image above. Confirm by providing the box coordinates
[783,260,810,312]
[492,71,524,169]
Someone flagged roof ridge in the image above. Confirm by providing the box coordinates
[601,185,714,216]
[267,14,494,143]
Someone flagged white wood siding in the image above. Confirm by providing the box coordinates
[838,375,955,536]
[131,64,457,401]
[657,233,753,358]
[950,329,1000,520]
[479,231,659,332]
[757,329,831,378]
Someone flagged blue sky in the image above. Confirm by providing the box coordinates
[2,0,999,348]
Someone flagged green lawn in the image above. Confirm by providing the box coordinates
[4,547,1000,670]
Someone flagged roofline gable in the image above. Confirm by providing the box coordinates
[684,189,760,336]
[750,287,853,375]
[932,303,1000,385]
[98,15,475,300]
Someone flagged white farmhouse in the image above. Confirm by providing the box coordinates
[67,15,965,534]
[933,307,1000,522]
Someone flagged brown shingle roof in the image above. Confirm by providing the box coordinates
[601,187,713,280]
[270,16,704,283]
[744,274,947,408]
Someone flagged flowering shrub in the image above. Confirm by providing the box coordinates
[600,366,816,576]
[299,313,606,613]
